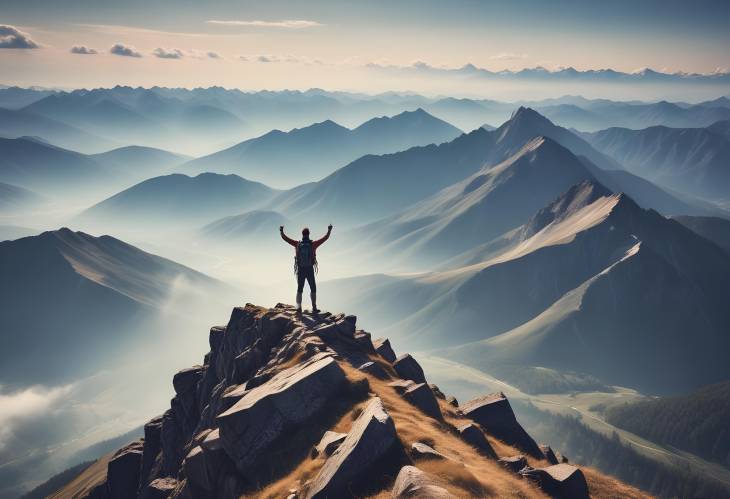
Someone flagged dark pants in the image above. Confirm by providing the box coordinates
[296,266,316,293]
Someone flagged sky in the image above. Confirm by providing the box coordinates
[2,0,730,94]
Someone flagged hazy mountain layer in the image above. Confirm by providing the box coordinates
[180,109,462,187]
[0,228,221,385]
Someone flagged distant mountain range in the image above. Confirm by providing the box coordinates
[583,122,730,202]
[78,173,278,230]
[179,109,462,187]
[0,228,221,385]
[270,107,716,228]
[200,210,289,243]
[0,137,188,200]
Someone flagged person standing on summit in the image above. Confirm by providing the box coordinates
[280,224,333,313]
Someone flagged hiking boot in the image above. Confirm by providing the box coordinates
[312,307,320,314]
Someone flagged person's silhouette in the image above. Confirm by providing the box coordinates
[280,224,332,313]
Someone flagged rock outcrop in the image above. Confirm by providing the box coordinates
[460,392,543,458]
[58,303,616,499]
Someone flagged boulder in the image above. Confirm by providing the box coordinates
[358,361,388,379]
[410,442,445,460]
[499,455,528,473]
[313,431,348,457]
[140,416,163,487]
[520,464,589,499]
[457,423,496,459]
[460,393,542,458]
[373,338,397,363]
[107,440,144,499]
[540,444,559,465]
[391,465,453,498]
[139,477,178,499]
[393,354,426,384]
[446,395,459,407]
[306,397,399,498]
[160,408,184,475]
[217,354,347,472]
[402,383,442,420]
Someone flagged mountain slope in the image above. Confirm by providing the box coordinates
[0,181,44,212]
[78,173,277,229]
[0,137,116,195]
[323,181,730,394]
[0,228,221,385]
[179,109,462,187]
[674,215,730,254]
[200,209,289,243]
[584,125,730,202]
[604,381,730,466]
[91,145,190,179]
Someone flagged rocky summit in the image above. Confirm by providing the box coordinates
[59,303,648,498]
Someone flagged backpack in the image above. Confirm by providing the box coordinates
[296,240,314,268]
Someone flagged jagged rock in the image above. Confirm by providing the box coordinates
[87,481,110,499]
[306,397,400,498]
[391,465,453,498]
[373,338,397,363]
[313,431,348,457]
[388,379,416,394]
[429,384,445,399]
[520,464,589,499]
[139,416,163,488]
[183,446,211,493]
[353,330,375,352]
[218,354,347,472]
[173,366,205,394]
[499,455,528,473]
[402,383,442,420]
[160,408,185,475]
[457,423,496,459]
[393,354,426,384]
[410,442,445,460]
[446,395,459,407]
[359,361,388,379]
[140,477,179,499]
[107,440,144,499]
[540,444,559,465]
[460,393,542,458]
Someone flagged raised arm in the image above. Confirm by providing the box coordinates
[314,224,333,248]
[280,226,297,247]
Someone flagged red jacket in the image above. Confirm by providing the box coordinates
[281,230,331,261]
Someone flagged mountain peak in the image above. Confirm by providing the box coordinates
[55,302,603,498]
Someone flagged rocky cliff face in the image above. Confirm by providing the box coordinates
[64,303,647,499]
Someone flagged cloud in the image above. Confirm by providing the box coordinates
[110,43,142,58]
[153,47,184,59]
[206,51,221,59]
[0,24,40,49]
[489,52,528,61]
[70,45,97,55]
[239,54,320,64]
[207,19,323,29]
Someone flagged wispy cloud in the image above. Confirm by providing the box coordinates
[110,43,142,58]
[239,54,322,64]
[0,24,40,49]
[70,45,98,55]
[207,19,323,29]
[490,52,528,61]
[153,47,184,59]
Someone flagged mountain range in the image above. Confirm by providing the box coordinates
[583,122,730,203]
[179,109,462,187]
